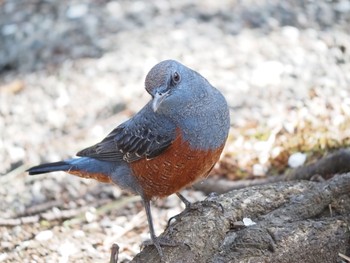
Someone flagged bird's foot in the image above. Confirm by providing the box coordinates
[167,205,192,227]
[202,192,224,213]
[142,236,180,248]
[166,193,193,227]
[142,236,183,260]
[167,193,224,228]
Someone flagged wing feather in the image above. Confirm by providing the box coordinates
[77,103,176,162]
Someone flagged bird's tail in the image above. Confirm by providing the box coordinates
[27,158,114,184]
[27,161,71,175]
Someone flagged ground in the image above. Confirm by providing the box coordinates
[0,0,350,262]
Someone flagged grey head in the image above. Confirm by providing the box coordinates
[144,60,230,150]
[145,60,196,113]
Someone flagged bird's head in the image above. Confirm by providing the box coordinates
[145,60,197,113]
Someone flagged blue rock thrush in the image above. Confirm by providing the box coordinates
[27,60,230,258]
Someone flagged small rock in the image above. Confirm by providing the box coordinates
[58,241,78,260]
[8,145,25,163]
[282,26,300,42]
[66,4,88,19]
[243,217,256,226]
[106,1,122,17]
[73,230,85,238]
[0,253,8,262]
[334,0,350,13]
[2,24,17,35]
[55,90,70,108]
[251,61,284,87]
[35,230,53,241]
[85,208,97,223]
[284,122,296,134]
[31,181,46,203]
[288,152,307,168]
[253,163,267,176]
[47,110,67,128]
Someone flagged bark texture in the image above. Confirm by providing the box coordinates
[130,171,350,262]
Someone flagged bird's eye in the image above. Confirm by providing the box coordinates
[172,72,181,84]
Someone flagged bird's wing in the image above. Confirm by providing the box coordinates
[77,104,177,163]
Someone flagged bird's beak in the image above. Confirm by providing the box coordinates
[152,91,169,112]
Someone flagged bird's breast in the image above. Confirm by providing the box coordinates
[129,129,224,199]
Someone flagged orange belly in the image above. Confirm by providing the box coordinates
[68,170,112,183]
[130,131,224,199]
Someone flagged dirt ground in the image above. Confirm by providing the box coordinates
[1,0,350,262]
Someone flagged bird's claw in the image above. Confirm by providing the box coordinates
[167,197,224,228]
[142,236,180,248]
[202,199,224,213]
[142,236,183,260]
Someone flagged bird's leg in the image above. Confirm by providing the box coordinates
[167,192,193,227]
[176,192,191,209]
[142,198,178,258]
[143,198,164,257]
[109,244,119,263]
[167,192,224,228]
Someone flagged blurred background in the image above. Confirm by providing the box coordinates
[1,0,349,262]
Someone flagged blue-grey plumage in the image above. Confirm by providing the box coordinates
[145,60,230,150]
[27,60,230,259]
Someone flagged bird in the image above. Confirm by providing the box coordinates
[27,59,230,258]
